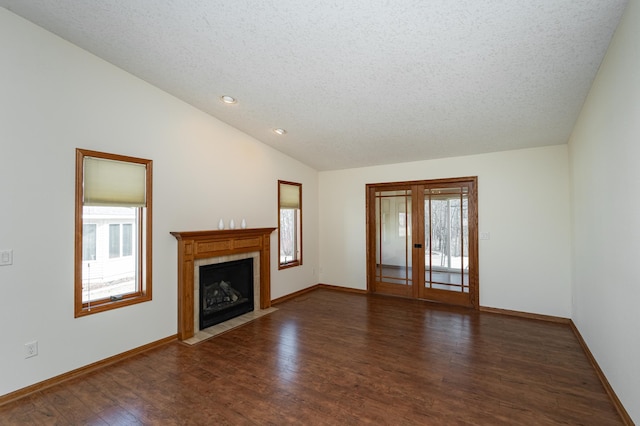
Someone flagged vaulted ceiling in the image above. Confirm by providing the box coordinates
[0,1,629,170]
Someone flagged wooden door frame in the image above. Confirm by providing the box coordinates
[366,177,479,309]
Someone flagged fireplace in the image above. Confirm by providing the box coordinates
[170,228,276,341]
[199,258,254,329]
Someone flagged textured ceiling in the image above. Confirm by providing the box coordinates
[0,1,629,171]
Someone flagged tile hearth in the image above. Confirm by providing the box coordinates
[183,306,278,345]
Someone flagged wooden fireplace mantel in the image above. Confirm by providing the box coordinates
[170,228,276,341]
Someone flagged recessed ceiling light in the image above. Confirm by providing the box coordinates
[273,128,287,135]
[220,95,237,104]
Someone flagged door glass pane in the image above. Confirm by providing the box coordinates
[375,190,412,286]
[424,187,469,292]
[462,192,469,286]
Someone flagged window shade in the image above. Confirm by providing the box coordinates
[84,157,146,207]
[279,183,300,209]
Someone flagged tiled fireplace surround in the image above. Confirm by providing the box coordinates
[170,228,277,344]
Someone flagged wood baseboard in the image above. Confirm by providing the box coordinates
[569,321,633,425]
[479,306,571,324]
[0,334,177,408]
[317,283,368,295]
[271,283,367,305]
[271,284,321,305]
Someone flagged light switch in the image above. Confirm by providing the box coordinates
[479,232,490,240]
[0,249,13,266]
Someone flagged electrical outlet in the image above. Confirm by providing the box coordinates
[25,341,38,358]
[0,249,12,266]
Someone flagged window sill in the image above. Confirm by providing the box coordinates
[278,261,302,270]
[75,293,151,318]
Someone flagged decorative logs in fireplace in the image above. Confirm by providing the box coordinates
[199,258,254,329]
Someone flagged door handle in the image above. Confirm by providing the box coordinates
[414,243,423,248]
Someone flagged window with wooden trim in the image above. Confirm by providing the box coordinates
[74,149,152,317]
[278,180,302,269]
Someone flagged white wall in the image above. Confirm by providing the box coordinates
[319,145,572,317]
[569,0,639,421]
[0,8,318,396]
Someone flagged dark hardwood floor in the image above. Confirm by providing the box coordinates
[0,289,623,425]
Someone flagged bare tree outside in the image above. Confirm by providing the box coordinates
[280,209,295,263]
[427,197,468,269]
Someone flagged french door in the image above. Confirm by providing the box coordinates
[366,177,478,308]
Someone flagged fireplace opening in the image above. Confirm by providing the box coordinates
[199,258,254,329]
